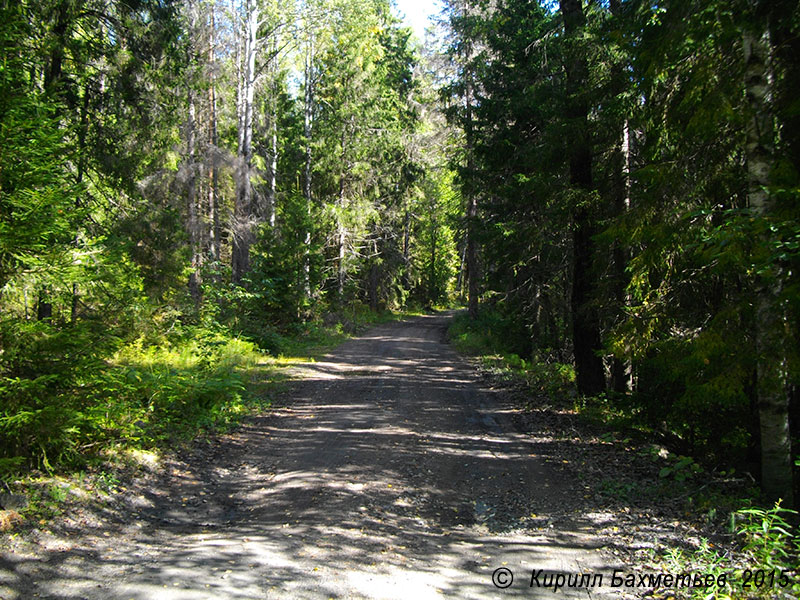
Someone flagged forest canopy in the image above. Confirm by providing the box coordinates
[0,0,798,507]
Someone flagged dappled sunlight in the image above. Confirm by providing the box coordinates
[1,314,625,600]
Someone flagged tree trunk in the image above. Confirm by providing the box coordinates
[608,0,632,393]
[208,3,220,264]
[368,259,379,311]
[187,91,202,302]
[267,106,277,228]
[337,173,346,301]
[466,194,479,318]
[456,239,466,301]
[769,0,800,175]
[234,0,244,155]
[37,290,52,322]
[266,39,278,229]
[464,53,479,319]
[39,0,72,322]
[402,205,411,290]
[232,0,259,284]
[430,211,437,303]
[611,121,633,393]
[337,227,346,300]
[744,21,794,506]
[302,32,314,301]
[45,0,70,95]
[561,0,605,395]
[336,126,348,302]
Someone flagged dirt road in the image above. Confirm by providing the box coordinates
[1,313,630,599]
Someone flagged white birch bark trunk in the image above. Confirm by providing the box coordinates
[744,23,794,506]
[266,36,278,229]
[302,31,314,300]
[185,0,202,301]
[187,93,202,301]
[208,2,220,264]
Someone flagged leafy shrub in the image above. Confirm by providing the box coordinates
[658,454,703,482]
[660,502,799,599]
[521,360,576,404]
[735,502,799,571]
[0,318,263,478]
[448,308,575,404]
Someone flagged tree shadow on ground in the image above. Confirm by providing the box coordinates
[1,314,677,599]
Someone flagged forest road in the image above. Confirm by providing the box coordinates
[1,312,634,599]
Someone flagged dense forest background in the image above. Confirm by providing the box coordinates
[1,0,798,509]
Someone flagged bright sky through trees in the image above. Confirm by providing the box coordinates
[393,0,442,40]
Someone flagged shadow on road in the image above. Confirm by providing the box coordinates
[1,314,639,599]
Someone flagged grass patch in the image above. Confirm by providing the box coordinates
[655,502,800,599]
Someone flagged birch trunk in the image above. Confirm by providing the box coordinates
[611,120,633,393]
[187,93,202,302]
[608,0,632,392]
[337,146,346,301]
[402,205,411,290]
[266,37,278,229]
[302,32,314,301]
[208,3,220,263]
[184,0,202,301]
[744,23,794,506]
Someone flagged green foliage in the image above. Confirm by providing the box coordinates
[0,319,119,472]
[439,0,799,495]
[661,502,800,599]
[658,455,703,483]
[448,307,575,404]
[735,503,799,570]
[0,0,439,487]
[110,331,258,440]
[0,3,79,288]
[408,169,461,307]
[629,328,753,462]
[520,361,576,405]
[0,318,263,479]
[448,308,522,356]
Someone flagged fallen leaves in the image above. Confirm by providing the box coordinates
[0,510,24,532]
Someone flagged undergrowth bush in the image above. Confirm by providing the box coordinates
[448,308,575,404]
[0,318,263,479]
[661,502,800,599]
[111,331,261,440]
[448,308,516,356]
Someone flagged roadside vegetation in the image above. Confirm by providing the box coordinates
[449,308,799,599]
[0,0,455,527]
